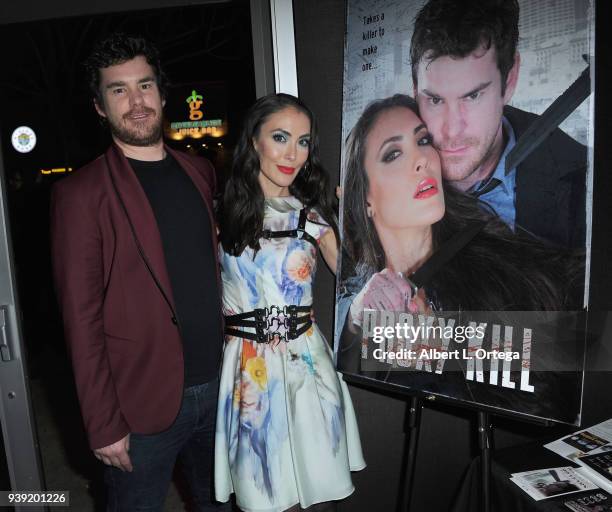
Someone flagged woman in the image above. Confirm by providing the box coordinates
[341,94,581,323]
[337,94,583,418]
[215,93,365,512]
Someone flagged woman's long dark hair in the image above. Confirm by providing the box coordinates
[343,94,583,310]
[219,93,339,255]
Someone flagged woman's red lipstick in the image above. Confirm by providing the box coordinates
[414,177,439,199]
[277,165,296,175]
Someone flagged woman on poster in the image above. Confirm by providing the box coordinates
[215,93,365,512]
[341,94,580,326]
[337,94,583,418]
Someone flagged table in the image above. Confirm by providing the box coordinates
[451,440,608,512]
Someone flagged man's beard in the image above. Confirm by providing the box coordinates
[108,107,163,147]
[437,131,498,187]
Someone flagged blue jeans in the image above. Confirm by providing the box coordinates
[105,378,230,511]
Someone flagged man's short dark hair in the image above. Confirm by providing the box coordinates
[84,33,168,106]
[410,0,519,95]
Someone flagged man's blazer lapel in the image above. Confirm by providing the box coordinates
[508,107,558,240]
[514,149,558,239]
[104,144,176,311]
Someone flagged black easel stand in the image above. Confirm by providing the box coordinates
[478,411,492,512]
[396,399,493,512]
[397,395,422,512]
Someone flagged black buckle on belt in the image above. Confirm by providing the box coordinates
[225,304,312,344]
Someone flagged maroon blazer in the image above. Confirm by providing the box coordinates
[50,144,222,450]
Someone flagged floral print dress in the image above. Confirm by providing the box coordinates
[215,196,365,512]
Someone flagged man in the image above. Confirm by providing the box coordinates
[51,33,227,511]
[335,0,587,344]
[411,0,586,248]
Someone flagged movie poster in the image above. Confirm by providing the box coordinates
[335,0,594,425]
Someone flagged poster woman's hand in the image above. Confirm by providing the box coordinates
[349,269,416,329]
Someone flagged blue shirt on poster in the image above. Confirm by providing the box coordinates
[469,117,517,230]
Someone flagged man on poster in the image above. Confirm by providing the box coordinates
[411,0,586,248]
[51,33,228,510]
[336,0,588,371]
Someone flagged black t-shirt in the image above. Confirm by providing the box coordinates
[128,154,222,387]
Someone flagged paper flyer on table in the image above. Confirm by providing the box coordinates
[564,491,612,512]
[545,419,612,493]
[510,467,598,501]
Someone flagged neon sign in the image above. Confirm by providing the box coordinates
[166,85,227,140]
[40,167,73,175]
[186,90,204,121]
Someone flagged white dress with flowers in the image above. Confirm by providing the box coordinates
[215,196,365,512]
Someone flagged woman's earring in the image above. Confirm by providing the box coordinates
[366,204,373,218]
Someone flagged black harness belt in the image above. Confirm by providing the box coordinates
[225,304,313,343]
[261,208,318,248]
[224,207,317,344]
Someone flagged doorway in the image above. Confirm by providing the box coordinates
[0,2,258,509]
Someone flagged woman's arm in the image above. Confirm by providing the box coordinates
[318,229,338,275]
